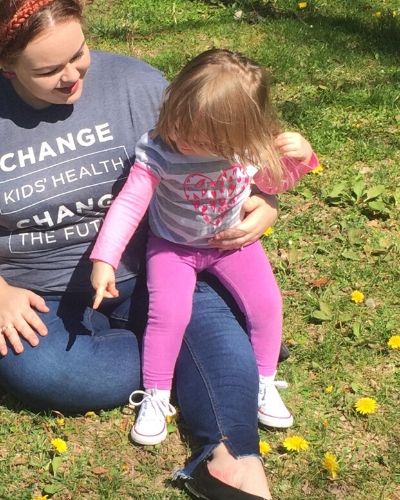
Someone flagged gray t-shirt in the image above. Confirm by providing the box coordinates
[0,51,167,292]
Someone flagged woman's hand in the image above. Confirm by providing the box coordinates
[0,278,49,356]
[209,194,278,250]
[91,261,119,309]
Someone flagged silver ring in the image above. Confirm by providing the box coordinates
[1,324,14,333]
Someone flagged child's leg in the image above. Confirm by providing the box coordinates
[208,241,282,376]
[143,234,198,390]
[131,235,198,445]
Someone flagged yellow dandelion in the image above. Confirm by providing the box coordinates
[263,227,274,237]
[259,440,272,455]
[355,397,378,415]
[311,165,324,175]
[32,496,48,500]
[372,11,381,17]
[298,2,307,8]
[85,411,96,417]
[351,290,364,304]
[51,438,68,454]
[283,435,309,452]
[323,452,339,480]
[388,335,400,349]
[55,418,65,427]
[325,385,334,394]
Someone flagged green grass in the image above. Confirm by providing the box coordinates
[1,1,399,498]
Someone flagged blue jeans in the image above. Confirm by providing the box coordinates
[0,275,260,474]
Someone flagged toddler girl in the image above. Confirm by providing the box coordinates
[91,49,319,445]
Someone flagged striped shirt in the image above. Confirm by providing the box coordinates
[91,132,318,268]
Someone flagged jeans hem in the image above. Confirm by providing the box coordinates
[172,442,262,482]
[172,443,217,481]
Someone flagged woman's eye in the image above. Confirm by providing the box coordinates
[36,49,85,77]
[38,68,61,77]
[71,50,84,62]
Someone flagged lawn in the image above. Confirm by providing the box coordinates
[0,1,399,499]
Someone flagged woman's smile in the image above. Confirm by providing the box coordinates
[56,80,80,95]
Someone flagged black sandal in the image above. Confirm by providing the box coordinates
[185,459,268,500]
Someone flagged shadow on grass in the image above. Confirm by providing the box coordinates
[199,0,400,56]
[276,68,400,122]
[90,11,400,76]
[0,387,30,413]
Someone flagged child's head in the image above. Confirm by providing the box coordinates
[154,48,282,180]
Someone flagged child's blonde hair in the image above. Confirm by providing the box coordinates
[154,48,283,183]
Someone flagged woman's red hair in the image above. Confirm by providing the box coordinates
[0,0,83,65]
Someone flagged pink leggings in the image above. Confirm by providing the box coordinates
[143,233,283,389]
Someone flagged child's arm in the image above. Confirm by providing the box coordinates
[91,260,119,309]
[254,132,319,194]
[90,161,160,307]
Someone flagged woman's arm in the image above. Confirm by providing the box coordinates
[208,193,278,250]
[0,276,49,356]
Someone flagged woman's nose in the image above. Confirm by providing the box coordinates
[61,63,80,83]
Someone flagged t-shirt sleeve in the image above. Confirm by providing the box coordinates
[133,134,166,179]
[254,152,320,194]
[90,156,160,269]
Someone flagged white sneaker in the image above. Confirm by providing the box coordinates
[258,374,294,428]
[129,389,176,445]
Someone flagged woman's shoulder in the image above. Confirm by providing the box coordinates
[90,50,166,83]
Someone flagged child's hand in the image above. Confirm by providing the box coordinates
[275,132,313,163]
[91,261,119,309]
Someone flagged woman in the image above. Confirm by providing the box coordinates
[0,1,279,498]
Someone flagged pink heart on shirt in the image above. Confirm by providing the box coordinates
[183,166,250,225]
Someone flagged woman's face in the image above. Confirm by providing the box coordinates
[8,20,90,109]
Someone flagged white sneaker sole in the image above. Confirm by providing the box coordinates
[258,411,294,429]
[130,425,168,445]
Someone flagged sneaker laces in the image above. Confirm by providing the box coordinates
[129,390,176,423]
[259,378,288,401]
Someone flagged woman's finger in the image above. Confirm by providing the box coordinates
[23,308,48,337]
[210,227,246,242]
[209,227,247,249]
[28,291,50,313]
[2,325,24,354]
[13,318,39,347]
[0,333,8,356]
[209,229,251,250]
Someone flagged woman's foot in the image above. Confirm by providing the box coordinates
[206,443,272,499]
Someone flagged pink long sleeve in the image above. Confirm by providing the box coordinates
[253,152,319,194]
[90,161,160,269]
